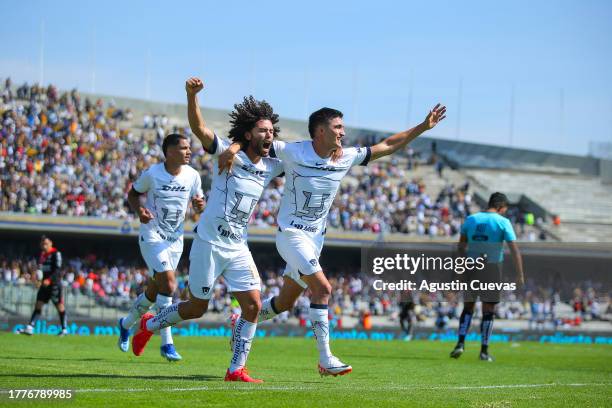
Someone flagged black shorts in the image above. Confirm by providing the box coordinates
[36,284,63,305]
[460,263,502,303]
[399,302,415,319]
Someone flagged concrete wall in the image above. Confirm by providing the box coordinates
[600,159,612,184]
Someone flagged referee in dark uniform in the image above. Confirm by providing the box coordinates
[18,235,68,336]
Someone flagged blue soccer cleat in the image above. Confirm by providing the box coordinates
[117,317,130,353]
[160,344,182,362]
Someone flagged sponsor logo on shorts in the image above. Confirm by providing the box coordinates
[156,230,179,243]
[217,225,242,241]
[202,287,210,295]
[309,259,318,266]
[289,220,318,233]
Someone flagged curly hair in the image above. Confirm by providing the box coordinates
[228,95,280,144]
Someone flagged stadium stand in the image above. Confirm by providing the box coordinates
[3,78,610,244]
[466,169,612,242]
[1,253,609,331]
[1,78,610,335]
[0,79,481,240]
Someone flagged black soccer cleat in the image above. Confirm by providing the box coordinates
[450,344,464,359]
[479,352,494,362]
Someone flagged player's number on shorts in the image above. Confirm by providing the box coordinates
[296,190,330,221]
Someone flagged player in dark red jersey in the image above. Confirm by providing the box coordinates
[17,235,68,336]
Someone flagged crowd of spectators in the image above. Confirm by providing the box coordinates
[0,78,210,220]
[1,253,149,301]
[1,78,479,238]
[2,253,608,330]
[329,161,471,236]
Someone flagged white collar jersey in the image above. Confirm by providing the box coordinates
[196,135,284,250]
[271,140,371,235]
[133,163,203,244]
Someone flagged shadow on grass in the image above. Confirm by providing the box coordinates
[273,380,330,384]
[3,356,193,365]
[342,353,442,361]
[0,373,222,381]
[3,356,104,362]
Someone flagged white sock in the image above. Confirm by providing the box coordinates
[156,294,174,345]
[229,318,257,372]
[309,305,332,361]
[122,293,153,329]
[146,302,184,332]
[258,297,279,322]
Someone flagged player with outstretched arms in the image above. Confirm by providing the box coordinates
[116,133,204,361]
[131,77,284,383]
[222,104,446,376]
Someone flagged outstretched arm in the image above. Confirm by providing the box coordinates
[186,77,216,151]
[369,104,446,161]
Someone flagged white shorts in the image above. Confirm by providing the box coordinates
[139,239,182,277]
[276,228,324,289]
[188,237,261,300]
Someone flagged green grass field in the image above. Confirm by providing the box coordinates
[0,332,610,407]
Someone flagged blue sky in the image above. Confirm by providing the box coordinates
[1,0,611,155]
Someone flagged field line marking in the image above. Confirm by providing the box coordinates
[3,383,609,394]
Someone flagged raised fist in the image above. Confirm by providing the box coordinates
[185,77,204,95]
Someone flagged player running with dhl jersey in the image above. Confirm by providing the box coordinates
[131,77,284,383]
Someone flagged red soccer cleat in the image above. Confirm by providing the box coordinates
[224,367,263,383]
[132,312,154,356]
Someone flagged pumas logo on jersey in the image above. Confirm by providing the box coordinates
[160,185,187,192]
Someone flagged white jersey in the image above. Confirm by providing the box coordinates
[133,163,203,245]
[271,140,370,235]
[195,135,284,250]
